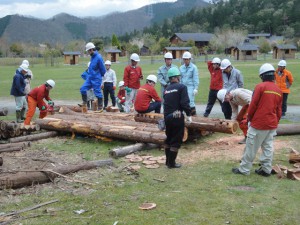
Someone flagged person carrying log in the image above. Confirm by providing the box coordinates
[134,75,161,114]
[163,67,192,169]
[232,63,282,177]
[217,88,253,144]
[24,80,55,125]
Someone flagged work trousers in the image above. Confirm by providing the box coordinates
[103,82,116,107]
[282,93,288,114]
[80,75,102,98]
[24,96,47,125]
[116,98,125,112]
[124,88,138,113]
[164,113,185,150]
[238,127,276,175]
[14,96,27,111]
[204,89,222,116]
[221,101,232,120]
[137,102,161,114]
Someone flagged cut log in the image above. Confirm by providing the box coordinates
[134,113,238,134]
[0,107,8,116]
[289,149,300,163]
[19,124,41,132]
[0,141,31,150]
[276,124,300,136]
[9,131,59,143]
[0,120,7,130]
[0,159,113,189]
[109,143,159,158]
[105,106,120,112]
[286,168,300,180]
[0,146,23,153]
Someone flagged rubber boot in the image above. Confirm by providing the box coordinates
[191,107,196,116]
[168,151,181,169]
[81,94,88,113]
[165,148,170,166]
[97,97,103,112]
[16,110,24,123]
[87,101,91,110]
[21,108,26,120]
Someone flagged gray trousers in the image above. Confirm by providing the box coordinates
[238,126,276,175]
[124,88,138,113]
[15,96,27,111]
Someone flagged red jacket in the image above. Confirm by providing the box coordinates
[117,89,126,104]
[247,81,282,130]
[207,61,223,90]
[28,84,51,109]
[123,65,143,89]
[275,68,293,94]
[134,83,161,112]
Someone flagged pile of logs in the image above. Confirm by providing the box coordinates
[0,120,41,140]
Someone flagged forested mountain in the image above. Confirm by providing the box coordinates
[0,0,209,45]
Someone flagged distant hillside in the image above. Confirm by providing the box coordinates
[0,0,209,45]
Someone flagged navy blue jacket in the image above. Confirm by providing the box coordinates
[10,69,26,96]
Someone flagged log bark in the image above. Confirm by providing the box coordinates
[0,107,8,116]
[276,124,300,136]
[134,113,238,134]
[109,143,160,158]
[35,118,166,144]
[0,141,31,150]
[287,168,300,180]
[0,159,113,189]
[9,131,59,143]
[0,146,23,153]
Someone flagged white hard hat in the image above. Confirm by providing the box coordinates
[105,60,111,65]
[130,53,140,62]
[146,74,157,83]
[217,89,227,103]
[164,52,173,59]
[212,57,221,64]
[182,51,192,59]
[22,59,29,67]
[118,81,125,87]
[85,42,95,52]
[278,60,287,67]
[19,63,29,72]
[220,59,231,70]
[46,79,55,88]
[259,63,275,75]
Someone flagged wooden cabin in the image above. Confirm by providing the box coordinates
[163,47,192,59]
[63,51,81,65]
[104,49,122,62]
[273,44,297,59]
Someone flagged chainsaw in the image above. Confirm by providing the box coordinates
[47,104,54,114]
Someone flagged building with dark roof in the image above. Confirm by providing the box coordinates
[273,44,297,59]
[63,51,81,65]
[163,46,192,59]
[104,49,122,62]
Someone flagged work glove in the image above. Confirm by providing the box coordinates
[48,100,54,106]
[172,110,181,118]
[122,97,125,100]
[186,116,192,123]
[113,86,116,90]
[193,89,198,96]
[125,86,132,94]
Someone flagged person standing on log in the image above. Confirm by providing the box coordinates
[203,57,223,117]
[179,51,199,116]
[217,88,253,144]
[274,60,294,117]
[80,62,95,110]
[232,63,282,177]
[80,42,106,113]
[10,63,29,123]
[220,59,244,119]
[134,75,161,113]
[164,67,192,169]
[24,80,55,125]
[157,52,178,104]
[101,60,117,109]
[123,53,143,113]
[116,81,126,112]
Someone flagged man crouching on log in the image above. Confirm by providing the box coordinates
[24,80,55,125]
[163,67,192,169]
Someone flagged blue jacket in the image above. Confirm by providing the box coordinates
[179,62,199,90]
[88,51,106,78]
[10,69,26,96]
[81,69,89,80]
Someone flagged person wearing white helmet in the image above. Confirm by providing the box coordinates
[80,62,95,110]
[101,60,117,110]
[116,81,126,112]
[123,53,143,113]
[24,80,55,125]
[21,59,34,96]
[80,42,106,113]
[134,75,161,113]
[220,58,244,119]
[10,63,29,123]
[275,60,294,117]
[157,52,178,103]
[232,63,282,177]
[179,51,199,116]
[203,57,223,117]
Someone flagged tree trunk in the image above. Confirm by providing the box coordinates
[276,124,300,136]
[134,113,238,134]
[9,131,59,143]
[109,143,159,158]
[0,146,23,153]
[0,141,31,150]
[0,159,113,189]
[0,108,8,116]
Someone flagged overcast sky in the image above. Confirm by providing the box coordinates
[0,0,177,19]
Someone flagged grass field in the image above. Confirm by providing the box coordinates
[0,55,299,105]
